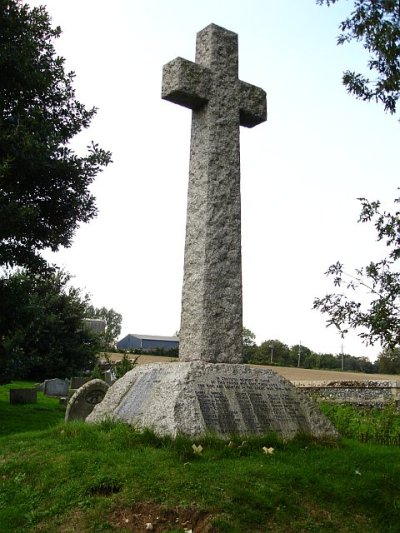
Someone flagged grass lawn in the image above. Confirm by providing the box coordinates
[0,382,399,532]
[0,381,65,437]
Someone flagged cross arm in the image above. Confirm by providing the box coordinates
[162,57,210,110]
[239,81,267,128]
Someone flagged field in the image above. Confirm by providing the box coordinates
[107,354,398,383]
[1,380,400,532]
[250,365,397,383]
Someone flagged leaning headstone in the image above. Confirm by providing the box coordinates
[43,378,69,398]
[10,388,37,404]
[86,24,338,440]
[65,379,109,422]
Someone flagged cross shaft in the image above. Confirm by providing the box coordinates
[162,23,267,363]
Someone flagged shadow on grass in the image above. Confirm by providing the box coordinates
[0,381,65,437]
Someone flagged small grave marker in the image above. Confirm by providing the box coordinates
[10,388,37,404]
[65,379,109,422]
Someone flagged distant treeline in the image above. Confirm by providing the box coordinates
[243,339,400,375]
[114,336,400,375]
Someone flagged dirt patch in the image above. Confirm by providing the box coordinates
[88,481,122,497]
[110,501,216,532]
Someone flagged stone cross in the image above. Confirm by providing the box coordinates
[162,23,267,363]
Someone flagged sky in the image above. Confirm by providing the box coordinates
[28,0,399,360]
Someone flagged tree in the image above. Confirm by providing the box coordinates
[376,346,400,373]
[242,327,256,347]
[346,354,376,373]
[253,339,291,366]
[0,269,100,381]
[0,1,111,271]
[85,305,122,350]
[317,0,400,116]
[242,326,257,362]
[289,344,312,368]
[314,195,400,349]
[315,2,400,354]
[318,352,342,370]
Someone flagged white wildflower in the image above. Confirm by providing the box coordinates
[192,444,203,456]
[262,446,274,455]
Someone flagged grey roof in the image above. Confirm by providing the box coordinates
[127,334,179,342]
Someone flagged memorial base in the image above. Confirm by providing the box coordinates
[86,362,338,439]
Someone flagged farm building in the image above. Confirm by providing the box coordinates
[83,318,106,334]
[117,334,179,351]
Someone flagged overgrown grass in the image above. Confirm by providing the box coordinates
[1,383,400,532]
[320,401,400,445]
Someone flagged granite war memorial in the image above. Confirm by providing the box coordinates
[161,23,266,363]
[87,24,337,439]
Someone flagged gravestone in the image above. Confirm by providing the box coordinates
[87,24,338,439]
[43,378,69,398]
[10,388,37,404]
[65,379,109,422]
[103,369,116,386]
[70,376,90,390]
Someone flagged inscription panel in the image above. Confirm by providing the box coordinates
[193,370,309,435]
[117,369,164,419]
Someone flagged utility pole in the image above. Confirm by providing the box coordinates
[341,343,344,371]
[297,341,301,368]
[269,344,274,364]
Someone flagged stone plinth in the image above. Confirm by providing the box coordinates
[86,363,338,439]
